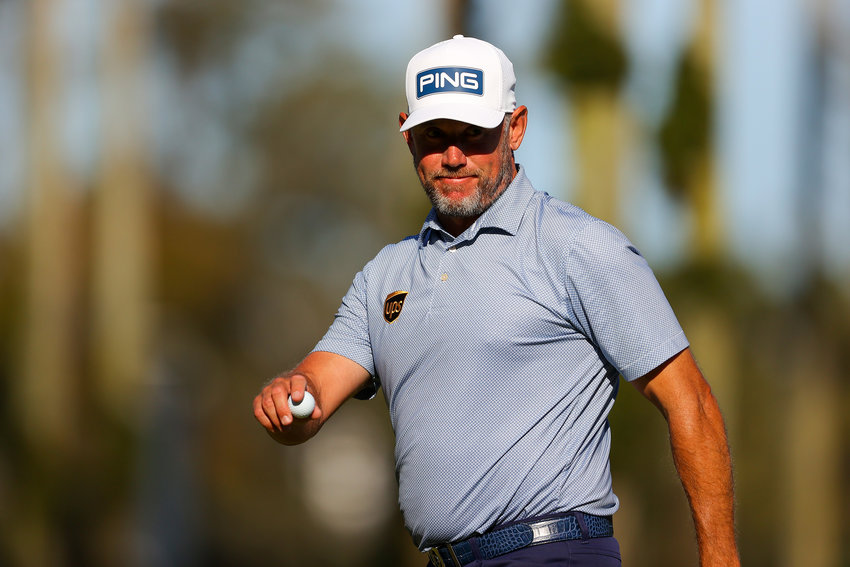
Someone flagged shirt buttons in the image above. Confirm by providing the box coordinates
[449,246,457,253]
[440,273,448,282]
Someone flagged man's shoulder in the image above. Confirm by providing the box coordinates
[523,191,636,261]
[533,191,588,220]
[528,191,609,238]
[378,233,420,256]
[362,233,420,273]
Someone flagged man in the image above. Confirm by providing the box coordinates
[254,35,739,566]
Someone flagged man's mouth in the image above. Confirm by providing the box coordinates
[435,172,477,182]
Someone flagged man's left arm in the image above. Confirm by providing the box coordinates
[631,348,740,567]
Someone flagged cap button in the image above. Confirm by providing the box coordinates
[453,34,464,39]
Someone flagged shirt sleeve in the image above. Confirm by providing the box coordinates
[312,268,380,399]
[564,220,689,381]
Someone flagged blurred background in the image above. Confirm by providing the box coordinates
[1,0,848,565]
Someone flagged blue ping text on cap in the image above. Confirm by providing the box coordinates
[416,67,484,99]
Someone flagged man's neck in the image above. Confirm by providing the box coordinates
[436,212,480,238]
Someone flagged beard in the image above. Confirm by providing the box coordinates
[419,136,516,218]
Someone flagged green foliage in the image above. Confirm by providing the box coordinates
[657,50,713,196]
[155,0,328,74]
[156,0,255,72]
[545,0,628,92]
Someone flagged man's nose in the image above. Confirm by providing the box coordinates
[442,144,467,168]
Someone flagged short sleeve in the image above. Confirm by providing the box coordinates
[564,221,689,381]
[312,268,380,398]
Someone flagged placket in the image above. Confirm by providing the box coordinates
[418,232,463,318]
[431,237,468,318]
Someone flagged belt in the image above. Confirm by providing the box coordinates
[426,512,613,567]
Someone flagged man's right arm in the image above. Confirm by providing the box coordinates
[253,351,372,446]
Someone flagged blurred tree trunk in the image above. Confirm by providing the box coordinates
[91,3,156,561]
[571,0,626,228]
[784,329,841,567]
[15,0,83,564]
[688,0,737,440]
[446,0,472,36]
[690,0,721,261]
[571,90,630,227]
[552,0,629,227]
[91,0,155,422]
[20,0,81,461]
[782,21,841,566]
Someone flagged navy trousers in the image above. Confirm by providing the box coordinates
[426,537,621,566]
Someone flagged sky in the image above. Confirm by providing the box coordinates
[717,0,849,290]
[2,0,848,295]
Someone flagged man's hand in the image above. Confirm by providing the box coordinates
[254,372,323,445]
[253,351,372,446]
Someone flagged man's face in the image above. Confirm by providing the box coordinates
[403,116,517,219]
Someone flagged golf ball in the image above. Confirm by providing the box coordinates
[288,391,315,419]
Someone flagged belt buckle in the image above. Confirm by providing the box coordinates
[427,548,447,567]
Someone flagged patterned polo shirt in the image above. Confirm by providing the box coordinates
[313,166,688,549]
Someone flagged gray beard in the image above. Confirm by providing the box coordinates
[421,141,515,218]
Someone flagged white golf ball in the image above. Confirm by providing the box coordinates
[288,391,315,419]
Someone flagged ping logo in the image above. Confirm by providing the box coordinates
[416,67,484,99]
[383,291,409,323]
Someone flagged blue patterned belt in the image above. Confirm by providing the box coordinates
[426,512,613,567]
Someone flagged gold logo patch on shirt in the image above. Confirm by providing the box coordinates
[383,291,408,323]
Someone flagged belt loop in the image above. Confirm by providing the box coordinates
[573,511,590,540]
[468,536,483,561]
[446,543,462,566]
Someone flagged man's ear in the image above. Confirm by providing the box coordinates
[399,112,414,153]
[508,106,528,151]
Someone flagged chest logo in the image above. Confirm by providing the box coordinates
[383,291,408,323]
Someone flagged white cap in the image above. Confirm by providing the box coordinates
[400,35,517,132]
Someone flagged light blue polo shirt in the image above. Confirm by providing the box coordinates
[313,167,688,549]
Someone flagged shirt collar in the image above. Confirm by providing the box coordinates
[418,165,535,246]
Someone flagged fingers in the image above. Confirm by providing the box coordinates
[253,394,274,430]
[288,374,308,404]
[253,373,313,432]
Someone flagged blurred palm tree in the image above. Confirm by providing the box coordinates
[546,0,628,226]
[13,0,86,564]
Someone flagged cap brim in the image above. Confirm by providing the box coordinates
[399,103,505,132]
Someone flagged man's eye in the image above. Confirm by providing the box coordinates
[424,128,443,139]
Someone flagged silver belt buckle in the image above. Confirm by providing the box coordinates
[529,518,562,544]
[427,548,446,567]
